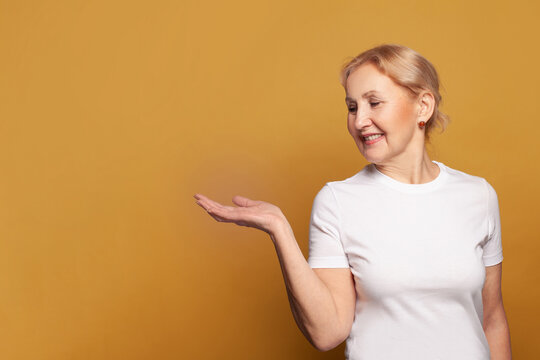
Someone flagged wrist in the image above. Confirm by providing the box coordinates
[269,219,294,244]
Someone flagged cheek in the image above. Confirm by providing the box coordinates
[347,116,357,136]
[387,103,416,130]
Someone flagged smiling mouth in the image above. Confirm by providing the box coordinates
[362,133,385,145]
[362,133,384,141]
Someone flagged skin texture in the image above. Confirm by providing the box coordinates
[345,62,439,184]
[483,262,512,359]
[193,62,511,357]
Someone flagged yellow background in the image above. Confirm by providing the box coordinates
[1,0,538,358]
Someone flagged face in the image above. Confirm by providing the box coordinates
[345,63,426,164]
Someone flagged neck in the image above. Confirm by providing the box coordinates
[373,149,439,185]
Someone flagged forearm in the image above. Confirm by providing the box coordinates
[484,312,512,360]
[269,222,343,350]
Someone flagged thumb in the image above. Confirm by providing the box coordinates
[232,195,260,207]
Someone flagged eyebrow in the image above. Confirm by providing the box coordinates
[345,90,380,102]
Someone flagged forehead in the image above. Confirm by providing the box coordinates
[345,63,403,99]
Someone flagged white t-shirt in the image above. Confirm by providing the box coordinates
[307,160,503,360]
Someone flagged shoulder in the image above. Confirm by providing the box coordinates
[323,164,375,193]
[442,162,484,183]
[312,168,369,210]
[441,162,500,207]
[442,162,490,191]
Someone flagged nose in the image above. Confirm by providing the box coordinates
[354,106,372,131]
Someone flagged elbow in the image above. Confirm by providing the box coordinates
[314,342,338,352]
[311,330,349,352]
[313,338,344,352]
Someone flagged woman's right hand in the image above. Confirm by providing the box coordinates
[193,193,288,236]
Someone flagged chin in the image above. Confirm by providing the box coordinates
[360,152,382,164]
[358,146,385,163]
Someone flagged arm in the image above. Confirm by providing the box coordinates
[194,193,356,351]
[482,262,512,359]
[270,222,356,351]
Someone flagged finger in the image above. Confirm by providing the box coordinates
[210,212,249,226]
[206,200,234,213]
[194,193,215,204]
[207,211,227,223]
[208,204,250,223]
[196,196,250,222]
[196,196,226,212]
[232,195,260,207]
[201,203,256,227]
[196,194,249,212]
[195,198,221,213]
[207,207,243,224]
[195,200,212,212]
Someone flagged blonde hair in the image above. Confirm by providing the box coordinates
[339,44,450,143]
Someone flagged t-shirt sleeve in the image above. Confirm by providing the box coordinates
[482,179,504,266]
[307,183,349,268]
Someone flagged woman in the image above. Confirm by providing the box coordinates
[194,44,512,359]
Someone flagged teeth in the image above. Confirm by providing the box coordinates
[364,134,383,141]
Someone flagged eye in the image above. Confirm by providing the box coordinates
[370,102,380,108]
[348,105,357,113]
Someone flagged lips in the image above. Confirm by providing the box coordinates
[362,133,385,145]
[361,133,384,141]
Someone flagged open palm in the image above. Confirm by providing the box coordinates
[194,193,286,235]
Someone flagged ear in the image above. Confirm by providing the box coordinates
[417,91,435,123]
